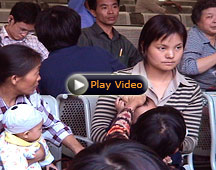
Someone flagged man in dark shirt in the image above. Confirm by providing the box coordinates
[35,6,125,97]
[78,0,142,67]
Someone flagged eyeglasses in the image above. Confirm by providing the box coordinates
[19,28,35,35]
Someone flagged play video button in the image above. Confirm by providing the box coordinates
[67,74,89,95]
[74,80,85,91]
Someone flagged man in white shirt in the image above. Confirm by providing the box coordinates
[0,2,49,60]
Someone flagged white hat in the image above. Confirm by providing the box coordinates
[2,104,43,134]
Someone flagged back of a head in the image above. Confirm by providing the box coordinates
[69,139,169,170]
[131,106,186,158]
[138,15,187,62]
[191,0,216,25]
[35,5,81,52]
[10,2,41,24]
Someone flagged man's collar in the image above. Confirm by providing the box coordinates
[92,22,120,40]
[0,25,27,42]
[0,25,10,39]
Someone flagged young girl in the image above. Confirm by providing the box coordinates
[91,15,203,154]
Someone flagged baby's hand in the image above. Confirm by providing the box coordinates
[46,163,58,170]
[115,97,125,113]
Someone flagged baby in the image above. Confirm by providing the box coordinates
[0,104,57,170]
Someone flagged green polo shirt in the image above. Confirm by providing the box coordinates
[78,23,142,67]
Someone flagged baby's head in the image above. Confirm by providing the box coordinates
[2,104,43,142]
[131,106,186,158]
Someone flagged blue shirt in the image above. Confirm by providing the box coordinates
[179,26,216,90]
[68,0,95,28]
[39,46,125,97]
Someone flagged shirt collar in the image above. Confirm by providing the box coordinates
[131,61,192,88]
[193,25,212,44]
[92,22,120,40]
[130,61,192,105]
[0,25,10,40]
[0,95,26,114]
[4,131,40,147]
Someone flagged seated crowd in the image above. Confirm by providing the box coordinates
[0,0,215,169]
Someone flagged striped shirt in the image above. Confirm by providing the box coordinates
[91,61,203,153]
[178,26,216,90]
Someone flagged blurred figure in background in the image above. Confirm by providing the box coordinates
[68,0,95,28]
[0,2,48,60]
[136,0,182,14]
[179,0,216,90]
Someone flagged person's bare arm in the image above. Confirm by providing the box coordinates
[62,134,84,154]
[162,0,182,12]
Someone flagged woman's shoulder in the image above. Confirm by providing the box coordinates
[187,26,207,43]
[184,76,201,88]
[177,76,202,97]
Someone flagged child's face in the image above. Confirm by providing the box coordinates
[26,121,43,142]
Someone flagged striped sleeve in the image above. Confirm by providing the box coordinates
[166,78,203,153]
[91,95,118,142]
[91,68,134,142]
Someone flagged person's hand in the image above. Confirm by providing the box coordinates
[132,98,156,124]
[46,163,58,170]
[34,144,45,162]
[163,156,176,169]
[163,156,172,165]
[121,95,147,111]
[27,144,45,166]
[115,97,125,113]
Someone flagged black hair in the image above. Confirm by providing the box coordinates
[138,15,187,63]
[35,5,81,52]
[131,106,186,158]
[69,139,169,170]
[10,2,41,24]
[191,0,216,25]
[0,44,41,85]
[88,0,120,10]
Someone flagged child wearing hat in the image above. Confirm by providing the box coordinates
[0,104,57,170]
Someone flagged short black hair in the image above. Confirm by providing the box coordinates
[88,0,120,10]
[138,15,187,63]
[10,2,41,24]
[0,44,41,85]
[70,139,169,170]
[35,6,81,52]
[131,106,186,158]
[191,0,216,25]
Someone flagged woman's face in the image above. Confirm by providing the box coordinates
[15,63,41,95]
[197,7,216,37]
[145,33,183,72]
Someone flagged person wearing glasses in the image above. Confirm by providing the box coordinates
[0,2,49,60]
